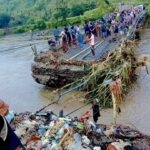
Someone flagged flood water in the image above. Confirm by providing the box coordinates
[119,28,150,134]
[0,34,51,112]
[0,30,150,134]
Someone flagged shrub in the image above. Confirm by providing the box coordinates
[11,26,26,33]
[0,29,5,36]
[35,20,46,30]
[67,16,82,25]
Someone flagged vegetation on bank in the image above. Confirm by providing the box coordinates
[68,40,138,108]
[0,0,96,27]
[0,0,113,36]
[0,0,96,35]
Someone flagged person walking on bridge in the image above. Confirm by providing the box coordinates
[87,32,96,59]
[77,25,83,49]
[61,31,68,53]
[84,21,91,35]
[71,26,77,48]
[53,26,60,45]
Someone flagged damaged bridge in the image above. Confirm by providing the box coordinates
[31,10,147,87]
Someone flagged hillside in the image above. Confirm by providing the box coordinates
[0,0,97,28]
[0,0,149,35]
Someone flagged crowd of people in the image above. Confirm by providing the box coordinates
[51,5,144,58]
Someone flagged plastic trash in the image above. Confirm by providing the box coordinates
[38,127,46,136]
[74,133,81,144]
[88,121,96,131]
[96,128,103,134]
[51,115,57,121]
[55,136,60,144]
[64,122,69,129]
[68,143,83,150]
[104,126,115,137]
[94,147,101,150]
[37,143,43,150]
[80,111,91,122]
[42,138,49,145]
[6,110,14,123]
[103,79,113,85]
[57,128,64,139]
[110,140,131,149]
[51,141,58,150]
[59,117,71,121]
[82,135,90,145]
[77,123,84,130]
[70,121,77,126]
[49,121,55,127]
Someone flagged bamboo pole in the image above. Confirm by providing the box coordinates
[112,92,117,124]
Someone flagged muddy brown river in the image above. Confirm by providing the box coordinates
[0,30,150,134]
[0,34,51,112]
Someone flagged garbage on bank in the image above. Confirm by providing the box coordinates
[9,110,150,150]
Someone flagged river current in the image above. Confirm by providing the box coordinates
[0,34,51,112]
[0,30,150,134]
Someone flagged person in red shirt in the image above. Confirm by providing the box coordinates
[86,32,95,58]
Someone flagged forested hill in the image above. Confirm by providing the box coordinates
[0,0,148,35]
[0,0,96,28]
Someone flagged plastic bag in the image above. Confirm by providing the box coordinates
[94,147,101,150]
[82,135,90,145]
[6,110,14,123]
[74,133,81,144]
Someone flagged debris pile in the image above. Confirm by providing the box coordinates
[80,39,139,108]
[10,111,150,150]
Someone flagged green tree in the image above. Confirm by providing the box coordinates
[97,0,114,16]
[35,19,46,30]
[70,5,84,16]
[0,13,11,28]
[55,0,69,21]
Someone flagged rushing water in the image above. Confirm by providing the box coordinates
[119,28,150,134]
[0,30,150,134]
[0,34,52,112]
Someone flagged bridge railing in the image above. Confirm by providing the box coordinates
[127,10,147,39]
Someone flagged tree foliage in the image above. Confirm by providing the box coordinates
[0,13,11,28]
[0,0,148,34]
[35,19,46,30]
[70,3,96,17]
[0,0,97,28]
